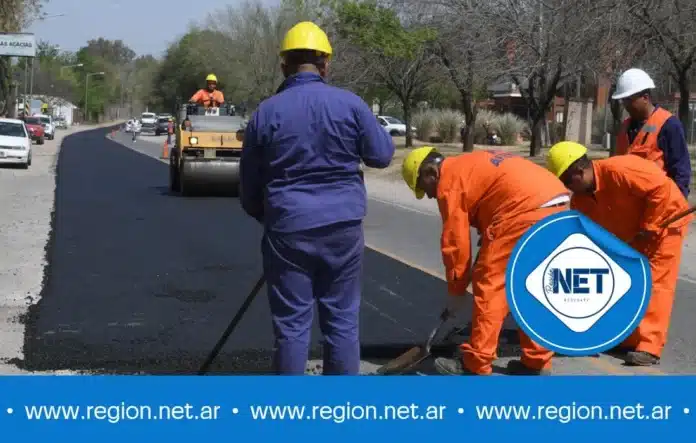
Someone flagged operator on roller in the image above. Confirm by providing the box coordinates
[547,141,692,366]
[189,74,225,108]
[240,22,394,375]
[611,68,691,197]
[401,147,569,376]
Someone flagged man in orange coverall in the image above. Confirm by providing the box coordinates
[189,73,225,108]
[546,141,692,366]
[401,146,571,375]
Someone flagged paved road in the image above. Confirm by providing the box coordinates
[20,128,520,375]
[19,128,696,375]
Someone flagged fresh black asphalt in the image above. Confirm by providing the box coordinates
[19,127,520,374]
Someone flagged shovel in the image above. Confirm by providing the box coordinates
[375,314,452,375]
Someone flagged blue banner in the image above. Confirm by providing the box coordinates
[1,376,693,441]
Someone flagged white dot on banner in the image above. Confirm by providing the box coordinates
[457,408,464,414]
[684,408,690,415]
[6,408,13,414]
[232,408,239,414]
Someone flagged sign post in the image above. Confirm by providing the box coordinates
[0,33,36,117]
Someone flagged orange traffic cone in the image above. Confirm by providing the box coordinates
[161,140,169,159]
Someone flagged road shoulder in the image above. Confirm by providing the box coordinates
[0,122,120,375]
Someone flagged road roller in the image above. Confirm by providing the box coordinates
[169,103,247,196]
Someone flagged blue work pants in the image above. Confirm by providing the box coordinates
[261,220,363,375]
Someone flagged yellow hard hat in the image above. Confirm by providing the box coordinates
[547,141,588,177]
[402,146,437,199]
[280,21,333,58]
[206,74,218,83]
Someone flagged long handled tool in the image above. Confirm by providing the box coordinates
[659,205,696,228]
[631,205,696,242]
[197,275,266,375]
[376,313,455,375]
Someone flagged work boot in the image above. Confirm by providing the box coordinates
[433,357,477,375]
[625,351,660,366]
[506,359,550,376]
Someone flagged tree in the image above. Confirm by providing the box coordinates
[420,0,498,151]
[333,0,437,147]
[153,28,235,113]
[622,0,696,132]
[75,38,142,120]
[482,0,607,156]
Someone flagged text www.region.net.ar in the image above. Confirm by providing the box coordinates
[248,402,681,423]
[21,403,221,423]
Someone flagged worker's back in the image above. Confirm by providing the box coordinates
[440,150,568,231]
[248,72,393,233]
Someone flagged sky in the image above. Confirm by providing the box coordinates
[28,0,277,57]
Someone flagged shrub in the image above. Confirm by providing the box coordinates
[472,109,498,144]
[495,113,527,145]
[470,110,527,145]
[435,109,465,143]
[412,110,437,142]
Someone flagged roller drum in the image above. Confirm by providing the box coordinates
[180,159,240,195]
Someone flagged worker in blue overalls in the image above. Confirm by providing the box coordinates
[239,21,395,375]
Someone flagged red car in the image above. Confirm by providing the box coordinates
[23,116,45,145]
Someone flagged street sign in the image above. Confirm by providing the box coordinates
[0,33,36,57]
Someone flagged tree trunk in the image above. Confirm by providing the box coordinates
[529,116,544,157]
[561,83,571,141]
[461,94,476,152]
[402,100,413,148]
[677,71,691,134]
[609,98,623,156]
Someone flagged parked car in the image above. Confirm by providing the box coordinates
[54,117,68,129]
[23,116,45,145]
[0,118,32,168]
[34,114,55,140]
[155,117,171,135]
[377,115,416,136]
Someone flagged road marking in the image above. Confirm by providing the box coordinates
[367,195,439,217]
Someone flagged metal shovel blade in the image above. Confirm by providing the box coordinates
[376,319,446,375]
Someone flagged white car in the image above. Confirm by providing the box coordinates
[140,112,157,134]
[35,114,55,140]
[377,115,416,137]
[0,118,32,169]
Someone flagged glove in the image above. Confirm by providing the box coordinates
[440,294,469,321]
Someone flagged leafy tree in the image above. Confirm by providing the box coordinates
[333,0,437,147]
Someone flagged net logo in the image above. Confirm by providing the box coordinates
[507,211,650,355]
[526,234,632,333]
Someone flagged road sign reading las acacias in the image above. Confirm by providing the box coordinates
[0,33,37,57]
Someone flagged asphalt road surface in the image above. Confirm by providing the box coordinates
[18,128,696,375]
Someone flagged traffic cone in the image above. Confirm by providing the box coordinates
[161,140,169,159]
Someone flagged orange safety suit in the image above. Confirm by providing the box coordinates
[190,89,225,107]
[437,150,570,375]
[616,107,672,171]
[571,155,692,358]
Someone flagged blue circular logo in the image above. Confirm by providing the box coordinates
[506,210,651,356]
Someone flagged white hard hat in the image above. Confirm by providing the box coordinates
[612,68,656,100]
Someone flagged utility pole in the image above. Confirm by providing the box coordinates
[29,57,34,101]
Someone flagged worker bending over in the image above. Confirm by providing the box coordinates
[611,68,691,197]
[239,22,394,375]
[547,142,692,366]
[402,147,569,375]
[190,74,225,108]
